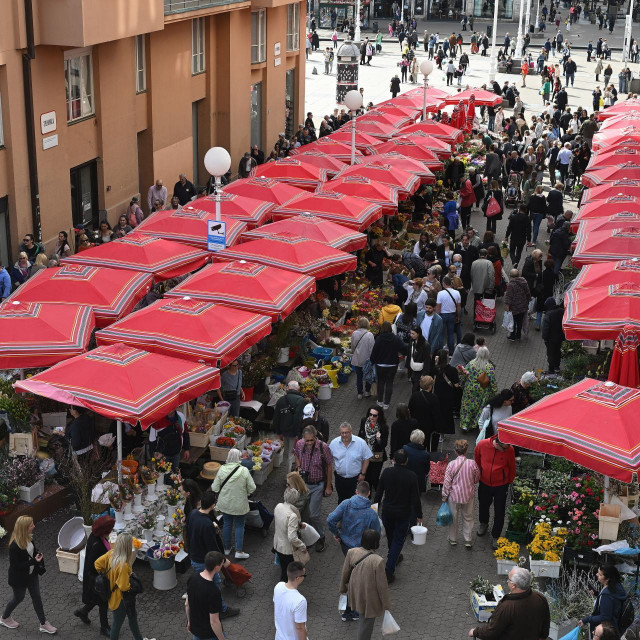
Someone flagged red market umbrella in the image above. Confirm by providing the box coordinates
[271,191,383,230]
[571,196,640,229]
[592,133,640,151]
[608,325,640,388]
[391,132,453,159]
[571,258,640,289]
[134,209,247,250]
[369,138,444,171]
[290,138,362,163]
[587,147,640,169]
[182,193,274,229]
[401,86,450,100]
[95,297,272,368]
[355,153,436,184]
[211,234,357,280]
[387,95,444,113]
[60,233,210,281]
[598,100,640,119]
[581,164,640,187]
[332,162,421,197]
[0,302,95,370]
[563,283,640,338]
[443,88,502,106]
[219,177,307,207]
[251,158,329,190]
[6,265,152,328]
[572,225,640,266]
[358,110,413,130]
[166,260,315,321]
[581,181,640,204]
[572,212,640,236]
[396,120,464,144]
[292,152,349,177]
[325,129,382,154]
[340,119,397,141]
[599,115,640,131]
[375,103,421,120]
[14,342,220,429]
[321,175,399,213]
[239,214,367,252]
[498,378,640,481]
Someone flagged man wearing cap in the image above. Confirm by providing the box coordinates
[273,381,307,467]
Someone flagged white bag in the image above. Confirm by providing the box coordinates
[528,297,536,314]
[299,523,320,547]
[409,357,424,372]
[338,594,348,612]
[502,311,514,333]
[381,610,400,635]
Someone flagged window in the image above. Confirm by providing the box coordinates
[250,82,263,148]
[0,91,4,147]
[286,4,300,51]
[251,10,266,64]
[64,48,94,123]
[192,18,206,75]
[135,35,146,93]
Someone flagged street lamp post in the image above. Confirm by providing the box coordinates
[525,0,532,38]
[514,0,526,59]
[488,0,500,82]
[420,59,434,121]
[344,89,363,165]
[354,0,361,43]
[534,0,540,34]
[204,147,232,220]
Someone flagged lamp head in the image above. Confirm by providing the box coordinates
[344,89,363,112]
[204,147,231,177]
[420,60,434,76]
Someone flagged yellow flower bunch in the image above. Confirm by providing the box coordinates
[544,551,560,562]
[528,523,566,561]
[494,538,520,562]
[532,521,552,537]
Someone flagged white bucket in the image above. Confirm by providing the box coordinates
[410,525,428,545]
[152,563,177,590]
[318,383,332,400]
[277,347,290,364]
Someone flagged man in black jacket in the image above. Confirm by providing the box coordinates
[173,173,196,206]
[549,222,571,273]
[374,449,422,583]
[273,381,307,466]
[546,182,564,218]
[505,205,531,268]
[456,234,479,291]
[542,298,564,373]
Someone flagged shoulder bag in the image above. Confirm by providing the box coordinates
[94,568,116,603]
[409,342,424,372]
[486,196,501,218]
[477,370,490,388]
[214,465,241,499]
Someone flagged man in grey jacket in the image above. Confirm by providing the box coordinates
[470,249,495,301]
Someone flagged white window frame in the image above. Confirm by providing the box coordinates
[0,91,4,147]
[64,47,95,123]
[251,10,266,64]
[135,35,146,93]
[192,18,206,75]
[286,4,300,52]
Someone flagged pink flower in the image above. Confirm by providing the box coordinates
[535,506,542,511]
[576,528,581,533]
[576,499,582,504]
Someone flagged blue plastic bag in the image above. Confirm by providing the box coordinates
[558,627,580,640]
[363,359,377,384]
[436,501,453,526]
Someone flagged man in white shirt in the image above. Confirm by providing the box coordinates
[273,562,307,640]
[329,422,372,503]
[557,142,572,184]
[436,276,461,354]
[147,179,168,214]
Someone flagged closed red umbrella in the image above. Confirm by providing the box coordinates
[96,297,272,368]
[14,342,220,429]
[395,119,464,144]
[134,209,247,249]
[369,138,444,170]
[166,260,315,321]
[60,233,210,281]
[182,193,274,229]
[6,265,152,328]
[212,234,357,279]
[219,177,307,206]
[498,378,640,481]
[332,162,421,197]
[581,163,640,187]
[239,214,367,252]
[290,138,362,163]
[271,191,383,230]
[0,301,95,369]
[292,152,349,177]
[570,258,640,289]
[587,147,640,169]
[609,325,640,388]
[581,181,640,204]
[571,196,640,230]
[325,129,382,154]
[391,132,452,159]
[355,152,436,184]
[465,95,476,133]
[251,158,329,190]
[321,176,399,213]
[572,225,640,266]
[443,88,502,106]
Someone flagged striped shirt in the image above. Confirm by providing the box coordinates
[442,455,480,504]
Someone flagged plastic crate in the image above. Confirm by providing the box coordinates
[56,548,81,574]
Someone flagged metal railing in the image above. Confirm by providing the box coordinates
[164,0,244,13]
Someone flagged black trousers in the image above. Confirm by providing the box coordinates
[335,472,359,503]
[509,240,525,267]
[478,482,509,539]
[486,216,497,233]
[546,340,562,372]
[276,551,294,582]
[79,600,109,629]
[460,205,472,230]
[375,365,398,405]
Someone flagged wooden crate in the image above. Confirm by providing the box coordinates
[188,425,213,448]
[9,431,37,457]
[209,445,234,462]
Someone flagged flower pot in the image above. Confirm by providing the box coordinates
[318,383,331,400]
[114,509,125,531]
[152,563,177,590]
[167,504,178,520]
[242,387,254,402]
[277,347,290,364]
[82,523,93,539]
[123,502,134,521]
[145,482,157,502]
[549,619,578,640]
[599,503,621,541]
[142,527,154,543]
[18,478,44,503]
[156,473,166,492]
[495,559,518,575]
[132,493,144,514]
[154,515,166,536]
[529,557,562,578]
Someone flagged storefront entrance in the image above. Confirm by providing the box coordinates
[70,160,99,230]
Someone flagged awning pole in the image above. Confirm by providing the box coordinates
[604,476,611,503]
[117,420,123,484]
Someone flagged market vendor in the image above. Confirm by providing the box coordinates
[149,409,190,472]
[216,360,245,417]
[66,406,94,462]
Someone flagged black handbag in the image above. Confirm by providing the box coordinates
[128,573,144,596]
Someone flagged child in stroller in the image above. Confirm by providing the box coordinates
[504,171,522,208]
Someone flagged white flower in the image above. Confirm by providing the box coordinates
[0,526,6,539]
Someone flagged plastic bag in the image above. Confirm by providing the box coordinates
[338,594,348,612]
[381,610,400,635]
[558,626,580,640]
[502,311,514,333]
[436,501,453,526]
[476,417,491,445]
[299,523,320,547]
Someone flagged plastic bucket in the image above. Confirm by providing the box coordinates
[322,366,339,388]
[410,525,428,545]
[318,383,332,400]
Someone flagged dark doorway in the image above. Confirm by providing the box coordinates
[70,160,99,230]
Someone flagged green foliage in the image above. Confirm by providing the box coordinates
[544,569,594,623]
[507,502,533,533]
[547,456,575,474]
[470,575,495,599]
[0,378,31,430]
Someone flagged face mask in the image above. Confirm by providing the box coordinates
[454,261,462,267]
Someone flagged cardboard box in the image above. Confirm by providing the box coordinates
[471,585,505,622]
[9,432,36,457]
[56,548,81,574]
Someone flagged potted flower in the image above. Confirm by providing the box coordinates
[505,503,533,543]
[493,538,521,575]
[108,490,125,530]
[544,569,594,639]
[140,465,159,500]
[0,480,19,516]
[164,488,181,520]
[11,456,45,503]
[527,518,566,578]
[470,575,505,622]
[139,513,156,543]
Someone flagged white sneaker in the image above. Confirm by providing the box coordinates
[0,617,19,629]
[376,401,384,408]
[235,551,250,560]
[383,404,390,410]
[224,549,231,555]
[39,622,57,634]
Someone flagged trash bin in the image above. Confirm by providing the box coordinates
[529,24,534,32]
[486,24,492,37]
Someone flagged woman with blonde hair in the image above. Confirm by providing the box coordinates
[1,515,56,633]
[94,533,150,640]
[459,346,497,432]
[286,471,310,521]
[273,487,308,582]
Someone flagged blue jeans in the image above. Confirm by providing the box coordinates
[381,514,410,575]
[441,312,459,354]
[222,513,246,552]
[488,116,495,131]
[531,213,545,243]
[191,560,227,612]
[392,274,408,299]
[353,366,371,395]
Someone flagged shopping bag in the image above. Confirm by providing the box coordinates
[558,626,581,640]
[476,417,491,445]
[436,501,453,526]
[502,311,514,333]
[338,594,348,612]
[299,523,320,547]
[381,610,401,635]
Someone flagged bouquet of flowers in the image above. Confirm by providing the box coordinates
[139,513,156,530]
[166,521,183,538]
[140,466,159,485]
[152,453,172,474]
[0,525,7,539]
[132,537,143,550]
[153,536,183,559]
[164,488,181,506]
[108,490,124,511]
[215,436,236,448]
[172,508,185,524]
[119,483,134,502]
[494,538,521,562]
[10,456,44,488]
[223,423,245,439]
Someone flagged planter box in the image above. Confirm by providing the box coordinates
[188,425,213,449]
[548,619,577,640]
[252,466,269,486]
[599,503,621,541]
[18,478,45,503]
[529,558,561,578]
[209,445,234,462]
[56,547,80,574]
[471,586,505,622]
[496,559,518,575]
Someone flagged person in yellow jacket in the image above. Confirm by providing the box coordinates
[94,533,153,640]
[378,296,401,325]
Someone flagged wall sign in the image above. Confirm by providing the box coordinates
[40,111,57,135]
[274,42,281,56]
[42,134,59,150]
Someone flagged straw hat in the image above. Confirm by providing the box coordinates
[200,462,220,480]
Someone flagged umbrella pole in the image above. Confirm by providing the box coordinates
[18,369,25,380]
[117,420,123,484]
[604,475,610,503]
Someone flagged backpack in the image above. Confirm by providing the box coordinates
[94,569,115,603]
[620,596,635,634]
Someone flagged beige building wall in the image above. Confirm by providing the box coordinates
[0,0,305,260]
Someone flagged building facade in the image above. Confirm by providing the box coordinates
[0,0,305,263]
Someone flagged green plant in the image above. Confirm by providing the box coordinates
[507,503,533,533]
[0,378,31,430]
[242,355,276,388]
[470,576,495,600]
[518,453,545,479]
[544,569,594,623]
[547,456,575,474]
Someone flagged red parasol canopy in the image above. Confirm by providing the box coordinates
[592,133,640,151]
[358,110,413,130]
[586,147,640,169]
[571,196,640,229]
[498,378,640,481]
[443,88,502,106]
[570,259,640,289]
[321,175,399,213]
[290,138,362,163]
[6,265,152,328]
[581,164,640,187]
[396,120,464,144]
[369,138,444,170]
[271,190,382,230]
[597,100,640,120]
[340,119,397,141]
[375,103,421,119]
[354,152,435,184]
[165,260,315,321]
[239,214,367,252]
[599,115,640,131]
[332,163,421,197]
[292,152,350,177]
[134,209,247,250]
[324,129,382,154]
[212,234,357,279]
[608,325,640,388]
[572,225,640,266]
[14,343,220,429]
[391,132,453,159]
[401,86,450,100]
[60,233,210,281]
[95,297,272,368]
[220,177,306,207]
[182,193,274,229]
[581,181,640,204]
[572,212,640,236]
[251,158,329,190]
[0,302,95,370]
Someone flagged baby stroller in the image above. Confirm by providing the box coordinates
[504,171,522,208]
[473,290,497,334]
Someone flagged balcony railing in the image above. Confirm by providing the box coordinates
[165,0,244,13]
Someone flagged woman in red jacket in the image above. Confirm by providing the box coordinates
[459,176,476,230]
